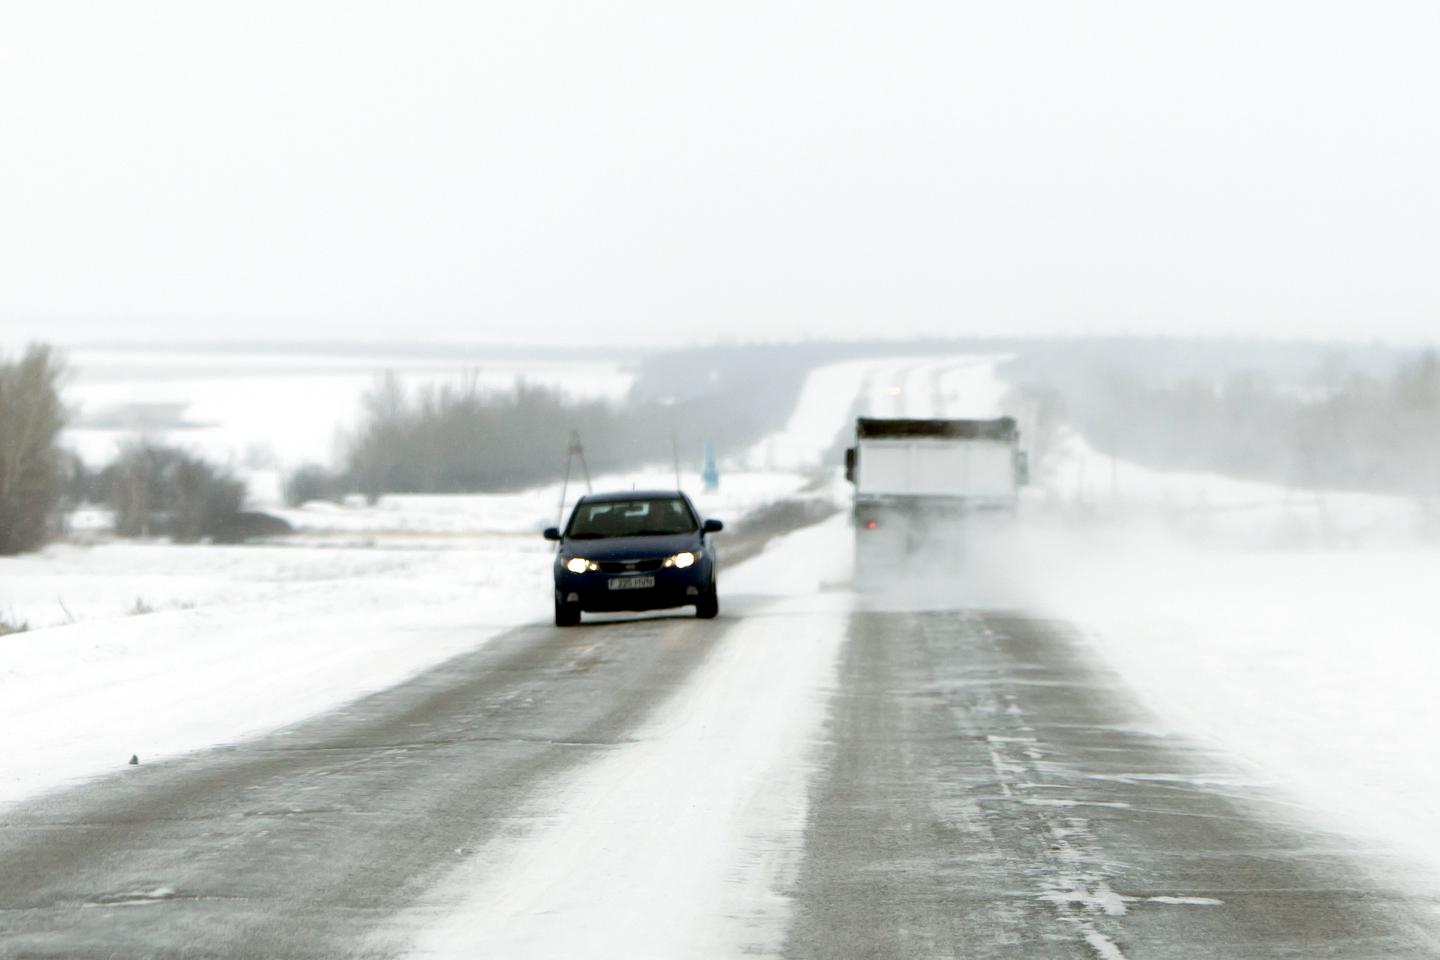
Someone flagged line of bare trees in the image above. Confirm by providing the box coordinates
[1,344,268,554]
[290,374,727,504]
[101,441,250,541]
[1014,350,1440,499]
[344,375,635,497]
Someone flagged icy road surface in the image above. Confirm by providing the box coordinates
[7,352,1440,956]
[4,518,1439,958]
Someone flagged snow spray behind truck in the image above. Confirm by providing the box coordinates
[844,417,1027,582]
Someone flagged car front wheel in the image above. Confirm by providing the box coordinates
[555,597,580,627]
[695,584,719,620]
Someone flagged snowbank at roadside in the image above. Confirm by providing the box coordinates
[0,539,553,808]
[978,520,1440,887]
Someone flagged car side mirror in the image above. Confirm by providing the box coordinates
[703,518,723,533]
[543,527,562,541]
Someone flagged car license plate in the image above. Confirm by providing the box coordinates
[608,575,655,591]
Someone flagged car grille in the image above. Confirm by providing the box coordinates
[597,558,665,574]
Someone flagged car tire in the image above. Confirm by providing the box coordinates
[695,584,719,620]
[555,598,580,627]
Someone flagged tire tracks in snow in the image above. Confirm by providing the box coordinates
[387,593,850,960]
[780,609,1440,958]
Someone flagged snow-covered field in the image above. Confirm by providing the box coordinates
[0,539,553,807]
[6,346,1440,896]
[272,470,817,545]
[1035,433,1428,548]
[61,347,638,473]
[1017,528,1440,886]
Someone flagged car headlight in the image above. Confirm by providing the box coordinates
[664,550,698,569]
[564,556,598,574]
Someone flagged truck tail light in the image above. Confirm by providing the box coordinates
[864,520,879,530]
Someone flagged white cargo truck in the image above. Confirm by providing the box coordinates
[844,417,1026,580]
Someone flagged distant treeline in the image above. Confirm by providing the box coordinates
[293,347,882,502]
[342,376,647,498]
[300,369,802,502]
[1005,347,1440,498]
[310,339,1078,503]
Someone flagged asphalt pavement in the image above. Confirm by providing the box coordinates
[783,608,1440,958]
[0,615,723,958]
[3,597,1438,957]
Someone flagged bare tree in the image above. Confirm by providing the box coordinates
[0,345,68,555]
[105,440,245,542]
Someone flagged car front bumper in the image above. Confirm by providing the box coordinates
[554,564,712,613]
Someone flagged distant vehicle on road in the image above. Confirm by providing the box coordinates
[845,417,1027,581]
[544,490,723,626]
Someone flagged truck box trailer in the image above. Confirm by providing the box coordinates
[845,417,1026,581]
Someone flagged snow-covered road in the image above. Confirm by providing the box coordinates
[7,351,1440,956]
[5,514,1437,958]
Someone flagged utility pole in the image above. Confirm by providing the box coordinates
[556,430,593,527]
[671,431,681,491]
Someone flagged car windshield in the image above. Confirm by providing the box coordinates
[566,498,697,538]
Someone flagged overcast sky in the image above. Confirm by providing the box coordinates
[3,2,1437,349]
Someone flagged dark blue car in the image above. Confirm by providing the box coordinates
[544,490,723,626]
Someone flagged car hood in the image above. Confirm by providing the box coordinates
[561,532,701,561]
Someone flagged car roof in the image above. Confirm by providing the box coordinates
[577,489,689,504]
